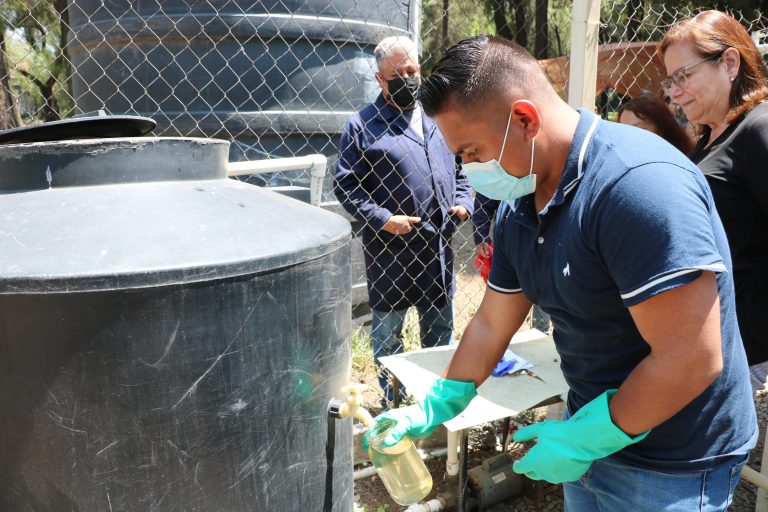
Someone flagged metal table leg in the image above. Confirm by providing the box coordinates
[501,416,511,452]
[458,429,469,512]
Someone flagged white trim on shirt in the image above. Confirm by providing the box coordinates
[620,263,727,300]
[488,281,523,294]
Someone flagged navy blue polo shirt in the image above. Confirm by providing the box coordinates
[489,109,757,471]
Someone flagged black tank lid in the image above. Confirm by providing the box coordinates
[0,137,350,293]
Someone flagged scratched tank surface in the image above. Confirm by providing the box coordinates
[0,137,353,511]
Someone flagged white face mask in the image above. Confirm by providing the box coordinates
[462,111,537,201]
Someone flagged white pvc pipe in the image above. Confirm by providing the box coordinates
[404,498,446,512]
[446,429,459,477]
[743,466,768,494]
[309,160,326,208]
[353,446,448,480]
[227,154,325,175]
[227,154,327,207]
[408,0,421,52]
[420,447,448,460]
[353,465,378,481]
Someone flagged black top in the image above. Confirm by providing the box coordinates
[0,138,351,292]
[690,102,768,364]
[0,115,155,145]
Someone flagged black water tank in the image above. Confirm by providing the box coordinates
[66,0,409,162]
[66,0,414,310]
[0,137,353,511]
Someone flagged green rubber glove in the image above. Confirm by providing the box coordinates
[364,378,477,449]
[512,390,650,483]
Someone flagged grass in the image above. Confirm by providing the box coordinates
[351,325,375,376]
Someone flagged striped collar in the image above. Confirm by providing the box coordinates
[540,109,600,214]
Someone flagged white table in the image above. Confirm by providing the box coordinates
[378,328,569,511]
[379,328,569,431]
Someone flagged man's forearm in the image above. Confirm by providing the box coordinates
[443,291,531,386]
[443,317,509,385]
[611,272,723,436]
[609,347,721,436]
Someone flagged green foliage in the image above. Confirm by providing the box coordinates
[419,0,766,77]
[599,0,767,45]
[352,325,376,376]
[350,311,422,377]
[400,309,422,352]
[421,0,497,74]
[419,0,574,76]
[1,0,71,122]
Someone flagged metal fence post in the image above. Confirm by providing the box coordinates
[567,0,600,110]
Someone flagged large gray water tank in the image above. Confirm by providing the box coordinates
[0,137,353,511]
[66,0,409,163]
[66,0,414,310]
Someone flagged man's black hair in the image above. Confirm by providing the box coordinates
[420,35,546,117]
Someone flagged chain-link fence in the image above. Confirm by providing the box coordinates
[2,1,764,408]
[595,3,768,118]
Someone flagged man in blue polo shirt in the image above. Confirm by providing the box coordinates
[370,36,757,510]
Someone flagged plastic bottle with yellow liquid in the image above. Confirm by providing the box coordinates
[365,419,433,505]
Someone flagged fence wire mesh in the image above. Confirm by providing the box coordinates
[597,3,767,120]
[1,1,764,407]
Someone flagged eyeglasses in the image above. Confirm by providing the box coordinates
[661,52,723,93]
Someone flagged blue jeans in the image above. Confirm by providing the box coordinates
[563,454,748,511]
[371,300,454,404]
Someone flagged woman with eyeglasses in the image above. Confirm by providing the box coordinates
[661,11,768,382]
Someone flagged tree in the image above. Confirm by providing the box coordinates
[0,0,71,123]
[602,0,768,46]
[419,0,497,74]
[0,32,22,129]
[511,0,528,48]
[625,0,644,41]
[481,0,561,57]
[534,0,550,58]
[490,0,515,40]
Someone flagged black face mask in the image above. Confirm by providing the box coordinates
[386,76,420,109]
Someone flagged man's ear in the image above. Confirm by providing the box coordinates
[511,100,541,140]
